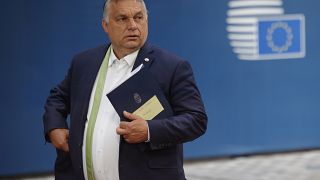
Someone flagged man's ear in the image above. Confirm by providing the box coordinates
[102,19,109,34]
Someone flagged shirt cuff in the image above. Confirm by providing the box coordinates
[145,121,150,142]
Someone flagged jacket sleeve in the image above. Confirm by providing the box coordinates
[43,62,73,142]
[147,60,207,150]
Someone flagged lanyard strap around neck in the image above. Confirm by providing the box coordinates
[85,46,111,180]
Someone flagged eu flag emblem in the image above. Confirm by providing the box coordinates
[258,14,305,60]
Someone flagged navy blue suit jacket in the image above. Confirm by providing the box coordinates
[43,43,207,180]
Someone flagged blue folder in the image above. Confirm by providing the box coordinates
[107,67,173,121]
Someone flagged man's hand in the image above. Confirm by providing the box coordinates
[49,128,69,152]
[116,111,148,144]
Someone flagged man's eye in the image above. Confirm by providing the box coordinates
[134,15,144,21]
[117,17,127,22]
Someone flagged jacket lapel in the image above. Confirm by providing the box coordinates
[82,42,152,121]
[132,43,154,71]
[81,44,110,122]
[85,44,110,92]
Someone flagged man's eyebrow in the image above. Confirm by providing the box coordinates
[114,11,144,19]
[116,14,127,17]
[134,11,144,15]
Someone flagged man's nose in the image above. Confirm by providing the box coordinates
[127,18,138,30]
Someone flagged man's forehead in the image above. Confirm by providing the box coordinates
[111,0,142,3]
[110,2,145,15]
[110,0,144,8]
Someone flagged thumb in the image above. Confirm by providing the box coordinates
[123,111,141,121]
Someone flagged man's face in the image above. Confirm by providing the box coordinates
[102,0,148,57]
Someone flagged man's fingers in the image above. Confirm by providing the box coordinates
[49,128,70,152]
[66,130,69,139]
[62,143,70,152]
[116,127,128,135]
[123,111,141,121]
[119,122,129,129]
[118,113,148,143]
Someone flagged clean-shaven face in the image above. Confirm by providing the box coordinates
[102,0,148,58]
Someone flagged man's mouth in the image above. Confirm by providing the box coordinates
[126,35,139,39]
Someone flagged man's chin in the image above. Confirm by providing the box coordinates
[124,42,142,50]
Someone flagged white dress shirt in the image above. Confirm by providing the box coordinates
[82,46,139,180]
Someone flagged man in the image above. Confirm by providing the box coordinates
[43,0,207,179]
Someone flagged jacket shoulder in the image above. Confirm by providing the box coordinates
[149,44,185,64]
[72,45,108,62]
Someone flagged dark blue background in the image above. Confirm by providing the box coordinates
[1,0,320,176]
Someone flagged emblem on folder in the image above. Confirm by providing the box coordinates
[133,93,142,104]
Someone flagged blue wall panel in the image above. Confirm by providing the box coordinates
[1,0,320,176]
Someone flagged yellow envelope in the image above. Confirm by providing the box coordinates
[133,95,164,120]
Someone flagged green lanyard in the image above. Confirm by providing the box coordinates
[85,46,111,180]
